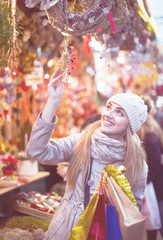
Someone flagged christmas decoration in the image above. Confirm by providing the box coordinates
[0,1,23,68]
[28,0,114,36]
[59,38,72,83]
[103,165,138,209]
[25,0,156,52]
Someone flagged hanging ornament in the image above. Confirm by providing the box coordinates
[44,0,114,36]
[59,38,73,82]
[26,0,156,51]
[58,0,75,83]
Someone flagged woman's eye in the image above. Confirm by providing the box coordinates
[117,111,123,116]
[106,105,111,110]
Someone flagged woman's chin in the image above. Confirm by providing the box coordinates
[100,126,111,135]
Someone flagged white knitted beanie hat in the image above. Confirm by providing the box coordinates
[107,93,148,134]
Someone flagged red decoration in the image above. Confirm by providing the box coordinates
[83,36,93,59]
[97,27,102,33]
[108,11,116,33]
[3,110,9,116]
[20,80,30,92]
[69,45,79,73]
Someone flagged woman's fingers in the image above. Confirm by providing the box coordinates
[50,68,61,80]
[49,75,63,87]
[48,68,64,98]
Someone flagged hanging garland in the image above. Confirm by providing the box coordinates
[25,0,156,51]
[103,165,139,210]
[0,1,23,69]
[34,0,114,36]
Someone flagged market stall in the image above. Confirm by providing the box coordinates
[0,0,163,238]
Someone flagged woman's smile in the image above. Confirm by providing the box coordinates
[103,117,115,127]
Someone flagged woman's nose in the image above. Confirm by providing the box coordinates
[105,109,114,118]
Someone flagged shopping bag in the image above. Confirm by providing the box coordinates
[105,186,122,240]
[106,176,146,240]
[141,182,161,230]
[106,205,123,240]
[87,194,106,240]
[67,193,99,240]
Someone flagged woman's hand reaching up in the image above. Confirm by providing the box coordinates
[48,68,64,102]
[42,68,64,122]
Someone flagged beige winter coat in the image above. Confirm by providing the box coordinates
[27,114,148,240]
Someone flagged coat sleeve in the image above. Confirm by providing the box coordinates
[26,113,82,164]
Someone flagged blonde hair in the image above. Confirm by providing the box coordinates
[67,121,146,189]
[123,126,146,186]
[67,120,101,190]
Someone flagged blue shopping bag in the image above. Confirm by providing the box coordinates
[106,205,122,240]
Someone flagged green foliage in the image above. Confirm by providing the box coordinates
[0,144,15,155]
[0,1,24,68]
[5,216,50,233]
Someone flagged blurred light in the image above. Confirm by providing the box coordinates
[66,76,73,83]
[37,47,42,58]
[86,66,95,76]
[117,51,126,64]
[32,84,38,91]
[97,82,106,93]
[44,74,50,79]
[47,59,54,68]
[89,37,103,51]
[117,56,125,64]
[155,96,163,108]
[125,65,132,71]
[108,47,119,53]
[61,31,71,36]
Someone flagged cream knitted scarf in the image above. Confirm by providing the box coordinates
[91,128,126,164]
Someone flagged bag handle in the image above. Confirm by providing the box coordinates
[105,181,113,205]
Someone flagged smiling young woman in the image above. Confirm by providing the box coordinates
[27,68,149,240]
